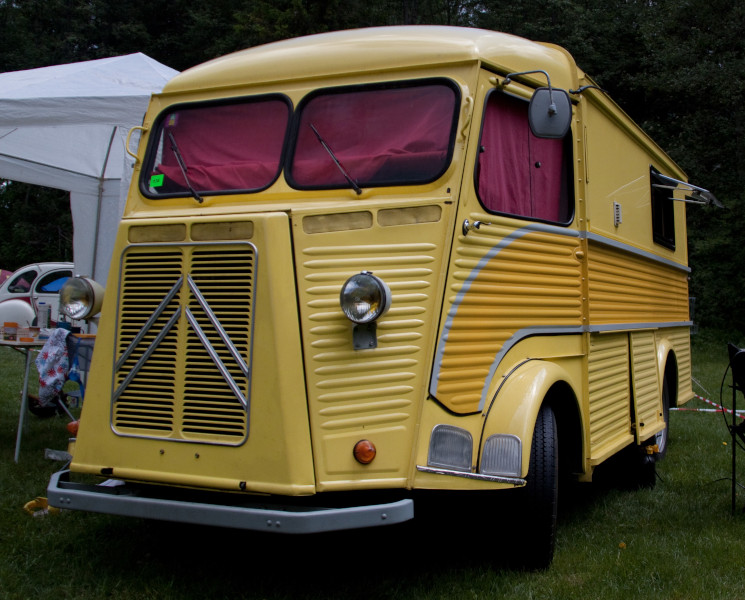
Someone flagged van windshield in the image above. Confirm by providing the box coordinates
[145,96,291,197]
[143,80,459,199]
[288,80,459,191]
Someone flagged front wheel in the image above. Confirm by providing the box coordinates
[512,403,559,570]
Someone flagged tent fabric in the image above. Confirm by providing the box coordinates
[0,53,177,126]
[0,53,178,284]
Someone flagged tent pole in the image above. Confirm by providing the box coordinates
[93,127,117,281]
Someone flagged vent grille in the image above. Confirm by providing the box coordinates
[113,243,255,444]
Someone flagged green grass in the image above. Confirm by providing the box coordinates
[2,330,745,599]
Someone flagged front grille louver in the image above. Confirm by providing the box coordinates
[113,243,255,445]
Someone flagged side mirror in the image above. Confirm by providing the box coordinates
[529,87,572,139]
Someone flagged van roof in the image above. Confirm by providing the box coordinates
[163,26,580,94]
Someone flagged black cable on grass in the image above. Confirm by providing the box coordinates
[720,363,745,453]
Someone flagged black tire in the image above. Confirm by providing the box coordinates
[512,403,559,570]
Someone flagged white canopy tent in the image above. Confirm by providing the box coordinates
[0,53,178,284]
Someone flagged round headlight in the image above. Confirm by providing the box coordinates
[59,277,105,320]
[339,272,391,324]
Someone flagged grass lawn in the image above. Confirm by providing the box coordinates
[1,329,745,599]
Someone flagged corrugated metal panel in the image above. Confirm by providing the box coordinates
[433,220,583,413]
[587,333,631,456]
[587,241,689,324]
[294,208,450,482]
[301,241,433,417]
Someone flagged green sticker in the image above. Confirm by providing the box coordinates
[150,174,165,188]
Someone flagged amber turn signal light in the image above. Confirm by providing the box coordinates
[353,439,376,464]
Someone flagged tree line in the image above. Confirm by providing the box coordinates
[0,0,742,331]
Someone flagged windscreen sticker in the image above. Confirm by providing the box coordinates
[150,174,165,188]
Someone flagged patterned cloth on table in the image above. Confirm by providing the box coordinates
[35,328,70,407]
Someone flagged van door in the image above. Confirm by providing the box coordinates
[430,72,584,415]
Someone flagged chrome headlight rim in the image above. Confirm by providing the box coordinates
[339,271,392,324]
[59,276,104,320]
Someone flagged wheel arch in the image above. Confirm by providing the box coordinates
[479,359,583,478]
[656,338,680,407]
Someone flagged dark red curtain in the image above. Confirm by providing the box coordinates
[477,92,565,222]
[155,99,290,191]
[290,83,456,187]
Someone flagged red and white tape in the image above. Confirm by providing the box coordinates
[670,393,745,419]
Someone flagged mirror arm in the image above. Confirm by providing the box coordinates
[503,70,557,112]
[568,84,608,96]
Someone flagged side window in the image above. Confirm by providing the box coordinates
[476,91,572,224]
[35,270,72,293]
[7,270,37,293]
[650,167,675,250]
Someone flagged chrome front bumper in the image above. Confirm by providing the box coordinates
[48,470,414,534]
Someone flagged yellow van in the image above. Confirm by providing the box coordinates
[48,26,716,568]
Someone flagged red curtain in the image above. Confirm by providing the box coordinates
[477,92,565,222]
[290,83,456,187]
[155,99,290,192]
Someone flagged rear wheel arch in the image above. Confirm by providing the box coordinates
[655,350,678,458]
[656,337,679,406]
[663,351,679,407]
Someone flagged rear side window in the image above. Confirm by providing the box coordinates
[35,271,72,293]
[650,167,675,249]
[144,95,291,197]
[288,80,459,190]
[476,91,572,224]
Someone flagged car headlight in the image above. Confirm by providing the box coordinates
[59,277,105,320]
[339,271,392,324]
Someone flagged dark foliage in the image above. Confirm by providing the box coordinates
[0,182,72,270]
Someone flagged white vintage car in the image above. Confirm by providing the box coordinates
[0,262,74,327]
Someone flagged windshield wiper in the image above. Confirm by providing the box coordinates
[309,123,362,195]
[167,130,204,204]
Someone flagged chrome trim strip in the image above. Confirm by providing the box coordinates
[477,321,691,410]
[114,307,181,402]
[185,307,249,410]
[587,321,692,333]
[416,464,525,486]
[187,275,249,377]
[115,275,183,372]
[48,470,414,534]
